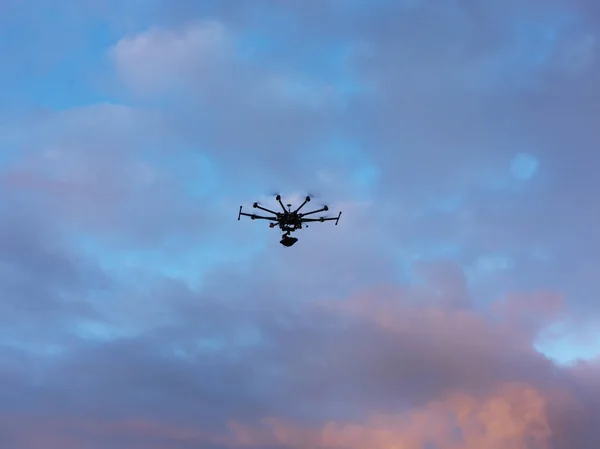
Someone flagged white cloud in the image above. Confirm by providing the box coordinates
[111,19,231,94]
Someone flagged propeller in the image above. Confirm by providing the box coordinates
[267,190,321,198]
[304,190,329,209]
[263,190,328,210]
[302,190,323,202]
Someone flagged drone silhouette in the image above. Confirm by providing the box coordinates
[238,194,342,247]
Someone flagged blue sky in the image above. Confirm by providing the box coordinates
[1,1,599,447]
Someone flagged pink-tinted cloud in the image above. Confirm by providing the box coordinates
[2,272,599,448]
[227,382,556,449]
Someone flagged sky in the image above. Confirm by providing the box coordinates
[1,0,599,448]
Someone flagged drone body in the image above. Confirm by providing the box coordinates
[238,194,342,246]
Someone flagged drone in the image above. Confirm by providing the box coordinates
[238,194,342,247]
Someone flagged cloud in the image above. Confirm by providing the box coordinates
[2,0,600,448]
[1,275,598,448]
[109,19,355,191]
[112,19,232,95]
[0,103,223,248]
[228,382,556,449]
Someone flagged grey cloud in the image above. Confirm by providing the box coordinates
[1,270,599,447]
[1,103,224,248]
[2,1,599,447]
[101,0,600,329]
[0,205,106,342]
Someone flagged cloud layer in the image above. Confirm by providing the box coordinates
[1,0,599,447]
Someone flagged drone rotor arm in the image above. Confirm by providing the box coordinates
[300,217,335,223]
[293,196,311,213]
[253,204,279,215]
[299,206,329,217]
[239,212,278,221]
[276,195,287,212]
[300,211,342,225]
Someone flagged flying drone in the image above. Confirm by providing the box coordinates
[238,194,342,247]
